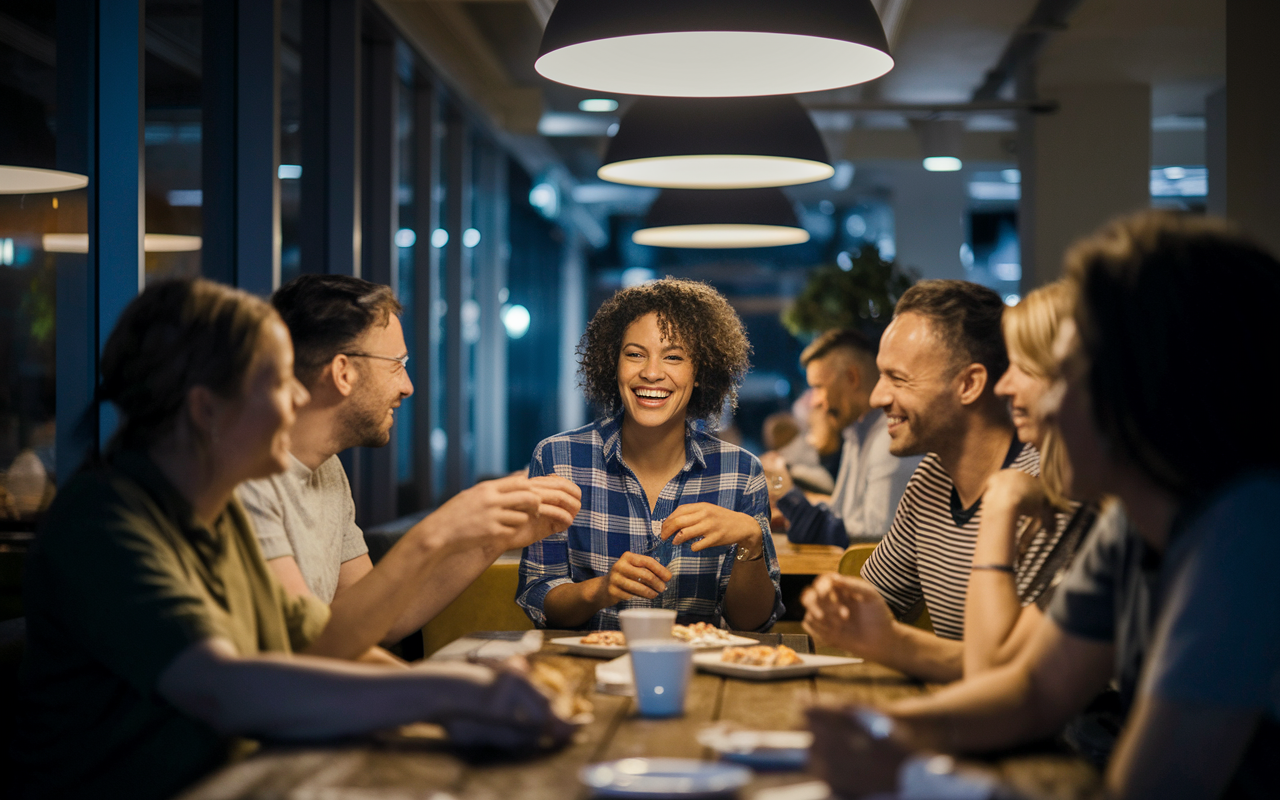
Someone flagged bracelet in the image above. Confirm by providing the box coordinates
[971,563,1015,573]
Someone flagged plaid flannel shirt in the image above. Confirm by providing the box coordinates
[516,414,784,631]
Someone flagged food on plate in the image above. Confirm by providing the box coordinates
[580,630,627,647]
[672,622,733,644]
[720,645,802,667]
[526,659,595,723]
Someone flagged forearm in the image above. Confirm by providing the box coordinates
[722,554,776,631]
[778,490,849,547]
[871,622,964,683]
[383,543,506,642]
[963,504,1024,677]
[886,659,1048,752]
[542,577,612,628]
[309,534,454,659]
[160,640,489,739]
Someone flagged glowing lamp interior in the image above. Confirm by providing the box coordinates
[536,32,893,97]
[633,224,810,249]
[0,165,89,194]
[600,155,834,190]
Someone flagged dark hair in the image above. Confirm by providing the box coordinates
[272,274,402,386]
[1066,210,1280,497]
[578,278,751,425]
[893,279,1008,382]
[98,279,278,451]
[800,328,878,368]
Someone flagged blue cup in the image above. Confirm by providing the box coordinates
[629,641,694,718]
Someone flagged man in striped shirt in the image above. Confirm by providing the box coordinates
[803,280,1044,682]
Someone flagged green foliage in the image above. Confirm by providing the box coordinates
[782,246,917,339]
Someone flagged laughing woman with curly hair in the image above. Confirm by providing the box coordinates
[517,278,784,632]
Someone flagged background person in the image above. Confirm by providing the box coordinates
[240,275,580,660]
[762,328,922,547]
[517,278,784,632]
[15,280,566,800]
[808,212,1280,800]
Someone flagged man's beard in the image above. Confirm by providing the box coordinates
[338,393,393,449]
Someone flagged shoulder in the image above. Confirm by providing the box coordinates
[315,455,352,488]
[1013,442,1041,476]
[35,464,163,560]
[532,421,606,463]
[1177,471,1280,562]
[694,430,762,476]
[903,453,948,491]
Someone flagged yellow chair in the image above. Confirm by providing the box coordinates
[836,542,933,633]
[420,562,534,657]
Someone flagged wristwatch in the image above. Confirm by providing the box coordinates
[735,541,766,562]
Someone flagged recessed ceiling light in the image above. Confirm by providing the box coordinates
[923,157,963,172]
[579,99,619,112]
[536,0,893,97]
[600,96,833,189]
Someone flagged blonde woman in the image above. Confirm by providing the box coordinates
[962,280,1105,676]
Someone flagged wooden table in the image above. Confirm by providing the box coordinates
[179,632,1098,800]
[771,534,846,576]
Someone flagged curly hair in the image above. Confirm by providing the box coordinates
[578,278,751,426]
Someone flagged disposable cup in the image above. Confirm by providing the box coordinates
[629,640,693,718]
[619,608,676,643]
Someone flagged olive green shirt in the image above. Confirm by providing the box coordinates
[17,451,331,800]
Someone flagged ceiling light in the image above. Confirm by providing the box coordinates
[923,157,962,172]
[42,233,203,253]
[633,188,810,249]
[599,95,833,190]
[536,0,893,98]
[0,165,88,194]
[579,99,619,112]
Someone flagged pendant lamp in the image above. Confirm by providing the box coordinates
[600,95,833,190]
[42,233,202,253]
[0,165,88,194]
[633,188,810,249]
[536,0,893,97]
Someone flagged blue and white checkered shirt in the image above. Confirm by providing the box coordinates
[517,414,784,631]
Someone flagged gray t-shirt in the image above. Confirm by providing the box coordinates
[1049,475,1280,794]
[238,455,368,603]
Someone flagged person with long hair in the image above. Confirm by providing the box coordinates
[961,281,1107,676]
[517,278,783,631]
[16,280,569,800]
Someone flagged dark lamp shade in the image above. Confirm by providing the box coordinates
[536,0,893,97]
[600,96,833,189]
[633,188,810,249]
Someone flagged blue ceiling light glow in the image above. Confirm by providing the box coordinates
[529,182,560,219]
[278,164,302,179]
[501,304,531,339]
[462,228,482,248]
[395,229,417,248]
[430,229,449,248]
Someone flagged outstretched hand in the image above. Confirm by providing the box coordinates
[507,475,583,551]
[416,475,542,556]
[802,573,899,661]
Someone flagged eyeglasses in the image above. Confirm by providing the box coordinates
[343,352,410,371]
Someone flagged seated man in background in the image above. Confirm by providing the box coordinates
[239,275,580,658]
[763,329,921,546]
[808,212,1280,800]
[802,281,1050,682]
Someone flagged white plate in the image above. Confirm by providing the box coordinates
[697,726,813,771]
[552,633,759,658]
[692,651,862,680]
[580,758,751,798]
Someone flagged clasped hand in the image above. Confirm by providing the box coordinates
[802,573,899,661]
[598,503,761,606]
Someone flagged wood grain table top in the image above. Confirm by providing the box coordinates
[179,631,1098,800]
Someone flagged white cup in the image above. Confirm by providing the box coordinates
[629,640,694,718]
[618,608,676,643]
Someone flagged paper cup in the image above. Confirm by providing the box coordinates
[629,641,693,718]
[619,608,676,643]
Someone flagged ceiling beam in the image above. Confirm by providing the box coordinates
[971,0,1087,101]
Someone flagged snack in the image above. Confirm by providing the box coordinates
[580,630,626,647]
[672,622,733,644]
[720,645,802,667]
[527,659,594,723]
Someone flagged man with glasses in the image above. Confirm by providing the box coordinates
[240,275,580,659]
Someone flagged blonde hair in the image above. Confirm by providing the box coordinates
[1002,281,1073,509]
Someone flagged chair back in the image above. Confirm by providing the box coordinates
[835,543,933,633]
[421,563,533,657]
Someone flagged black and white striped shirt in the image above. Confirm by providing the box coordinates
[861,440,1043,640]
